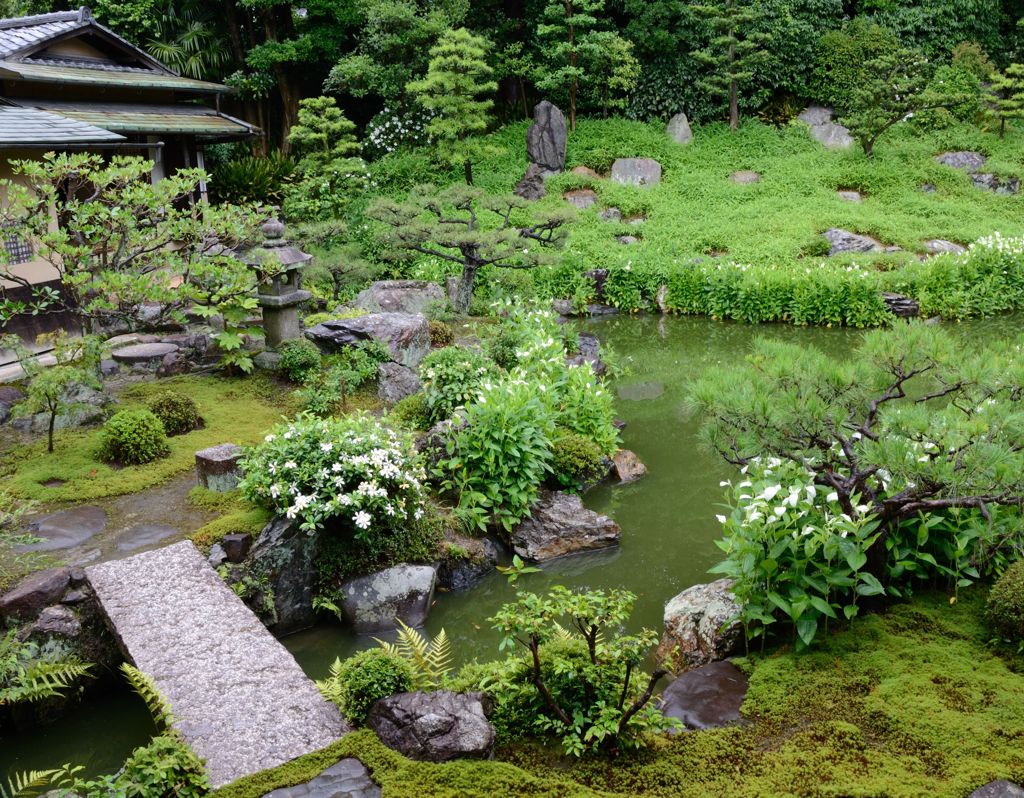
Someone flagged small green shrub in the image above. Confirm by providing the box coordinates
[297,342,389,416]
[209,152,295,206]
[317,649,413,724]
[146,392,201,436]
[484,327,522,371]
[389,393,432,431]
[428,320,455,348]
[97,409,169,466]
[68,733,209,798]
[419,347,496,423]
[987,561,1024,642]
[550,429,606,490]
[277,339,323,383]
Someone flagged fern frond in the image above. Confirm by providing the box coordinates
[317,658,346,707]
[121,664,175,730]
[375,621,453,689]
[1,769,60,798]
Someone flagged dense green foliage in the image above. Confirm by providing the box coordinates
[549,428,606,490]
[317,649,414,724]
[146,392,202,437]
[692,324,1024,646]
[296,342,389,416]
[276,339,323,384]
[97,409,171,466]
[419,346,495,422]
[388,392,432,430]
[987,560,1024,642]
[0,628,91,707]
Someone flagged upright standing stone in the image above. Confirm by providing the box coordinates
[195,443,244,492]
[526,101,567,175]
[667,113,693,144]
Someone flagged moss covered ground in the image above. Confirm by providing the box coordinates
[215,592,1023,798]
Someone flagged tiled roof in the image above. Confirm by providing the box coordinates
[0,9,89,60]
[0,61,227,93]
[20,100,257,139]
[0,104,125,148]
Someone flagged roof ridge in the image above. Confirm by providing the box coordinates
[0,7,90,30]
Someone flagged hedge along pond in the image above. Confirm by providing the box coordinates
[5,311,1024,777]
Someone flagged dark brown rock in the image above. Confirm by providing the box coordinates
[882,292,920,318]
[511,490,621,562]
[659,660,748,731]
[0,567,71,620]
[368,691,494,761]
[222,533,253,564]
[612,449,647,483]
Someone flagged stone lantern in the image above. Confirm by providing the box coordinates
[243,216,312,368]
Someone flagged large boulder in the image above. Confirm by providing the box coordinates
[436,536,503,592]
[667,113,693,145]
[341,564,436,633]
[11,382,110,433]
[306,313,430,369]
[354,281,446,316]
[611,449,646,483]
[798,106,853,150]
[0,567,71,620]
[969,782,1024,798]
[658,660,748,731]
[935,151,987,171]
[244,517,320,635]
[368,691,495,762]
[511,490,621,562]
[526,101,567,175]
[971,172,1020,195]
[377,362,421,405]
[610,158,662,187]
[656,579,743,673]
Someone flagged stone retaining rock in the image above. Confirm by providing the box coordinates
[261,758,380,798]
[306,313,430,369]
[659,660,748,731]
[368,691,495,762]
[437,536,503,592]
[355,281,445,316]
[972,172,1020,195]
[667,113,693,144]
[341,564,436,633]
[511,490,621,562]
[245,517,320,634]
[883,292,919,318]
[377,362,421,405]
[571,165,602,179]
[11,383,110,433]
[612,449,647,483]
[0,567,71,620]
[656,579,742,673]
[611,158,662,187]
[566,331,606,376]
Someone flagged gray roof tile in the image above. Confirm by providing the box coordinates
[0,105,125,148]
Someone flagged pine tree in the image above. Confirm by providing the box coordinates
[534,0,606,131]
[408,27,497,185]
[690,0,769,131]
[988,63,1024,139]
[286,97,359,174]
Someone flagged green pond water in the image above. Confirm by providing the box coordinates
[3,313,1021,777]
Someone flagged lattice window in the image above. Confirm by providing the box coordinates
[1,221,33,265]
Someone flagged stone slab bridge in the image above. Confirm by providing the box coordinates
[86,541,349,788]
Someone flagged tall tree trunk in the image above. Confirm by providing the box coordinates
[454,263,478,314]
[464,160,474,186]
[728,39,739,132]
[47,409,56,453]
[261,5,300,148]
[519,76,529,119]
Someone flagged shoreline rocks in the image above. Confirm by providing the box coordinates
[341,564,436,633]
[368,691,495,762]
[656,579,743,673]
[511,490,621,562]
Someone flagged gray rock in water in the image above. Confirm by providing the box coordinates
[511,490,621,562]
[306,313,430,369]
[246,516,320,634]
[611,158,662,187]
[24,506,108,552]
[355,281,445,316]
[969,782,1024,798]
[924,239,966,255]
[659,660,748,731]
[0,567,71,620]
[368,691,495,762]
[667,113,693,144]
[342,564,436,633]
[526,101,567,174]
[514,162,547,201]
[377,362,421,405]
[935,151,987,171]
[612,449,647,483]
[436,536,503,592]
[261,758,380,798]
[116,524,178,552]
[882,292,919,318]
[730,170,761,184]
[656,579,743,673]
[566,331,606,376]
[618,381,665,401]
[564,189,598,209]
[823,228,885,256]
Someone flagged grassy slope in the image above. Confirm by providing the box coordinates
[216,592,1024,798]
[380,116,1023,282]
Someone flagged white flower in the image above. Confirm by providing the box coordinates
[716,514,727,524]
[826,491,839,503]
[284,460,298,470]
[339,494,353,506]
[264,434,275,442]
[320,442,333,452]
[774,505,787,517]
[761,484,782,501]
[353,511,372,530]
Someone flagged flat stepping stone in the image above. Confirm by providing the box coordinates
[261,758,380,798]
[730,170,760,184]
[111,342,179,364]
[837,190,862,203]
[659,660,748,730]
[115,523,179,552]
[564,188,598,209]
[24,506,107,551]
[86,541,348,787]
[618,381,665,401]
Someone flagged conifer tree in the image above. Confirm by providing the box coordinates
[988,64,1024,139]
[286,97,359,174]
[408,28,497,185]
[690,0,769,131]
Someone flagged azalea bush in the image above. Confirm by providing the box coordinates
[239,414,427,538]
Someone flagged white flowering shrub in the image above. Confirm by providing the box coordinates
[362,105,436,160]
[239,414,427,538]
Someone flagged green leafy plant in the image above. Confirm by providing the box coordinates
[146,392,202,437]
[239,413,427,537]
[297,342,389,416]
[986,560,1024,643]
[375,620,452,689]
[209,153,296,206]
[120,663,175,729]
[277,338,323,383]
[988,63,1024,138]
[0,628,91,707]
[550,428,606,490]
[419,346,496,423]
[97,409,170,466]
[317,649,413,725]
[388,393,432,431]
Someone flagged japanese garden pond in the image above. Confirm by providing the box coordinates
[3,311,1022,778]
